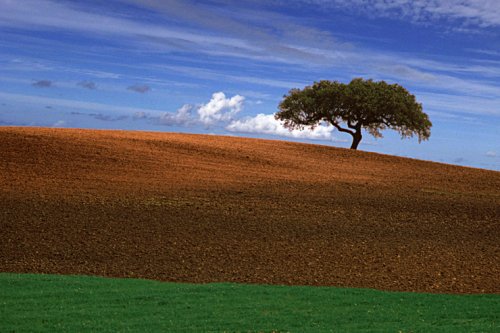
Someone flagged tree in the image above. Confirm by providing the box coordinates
[275,78,432,149]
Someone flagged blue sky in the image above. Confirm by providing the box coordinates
[0,0,499,170]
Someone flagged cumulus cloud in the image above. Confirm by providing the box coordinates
[158,104,194,126]
[32,80,53,88]
[152,92,244,127]
[149,92,342,143]
[77,80,97,89]
[197,92,245,126]
[127,84,151,93]
[226,113,341,141]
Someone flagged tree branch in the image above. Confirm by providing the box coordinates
[332,122,355,136]
[325,113,355,135]
[380,119,391,127]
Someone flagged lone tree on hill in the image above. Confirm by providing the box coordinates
[275,78,432,149]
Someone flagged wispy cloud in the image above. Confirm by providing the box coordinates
[154,64,307,89]
[469,49,500,57]
[2,0,499,102]
[125,0,342,56]
[0,91,167,116]
[0,0,257,55]
[300,0,500,28]
[71,111,128,122]
[1,55,123,79]
[486,151,497,158]
[418,92,500,117]
[133,111,148,120]
[0,0,348,70]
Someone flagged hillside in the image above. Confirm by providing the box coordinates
[0,126,499,294]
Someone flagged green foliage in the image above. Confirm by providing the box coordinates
[276,78,432,149]
[1,273,499,332]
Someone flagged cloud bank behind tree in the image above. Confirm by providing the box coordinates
[150,91,340,142]
[226,114,341,141]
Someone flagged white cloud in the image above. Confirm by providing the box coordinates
[158,104,194,126]
[144,92,245,127]
[226,113,342,141]
[198,92,245,126]
[52,120,66,127]
[486,151,497,157]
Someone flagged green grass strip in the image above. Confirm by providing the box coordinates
[1,273,498,332]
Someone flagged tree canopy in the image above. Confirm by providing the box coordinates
[275,78,432,149]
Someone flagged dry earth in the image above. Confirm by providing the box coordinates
[0,127,499,294]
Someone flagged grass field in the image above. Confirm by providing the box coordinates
[1,273,499,332]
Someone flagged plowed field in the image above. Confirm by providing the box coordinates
[1,127,499,294]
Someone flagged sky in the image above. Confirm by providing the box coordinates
[0,0,499,171]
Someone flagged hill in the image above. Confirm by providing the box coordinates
[0,127,498,293]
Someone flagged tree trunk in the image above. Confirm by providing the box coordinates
[350,132,362,149]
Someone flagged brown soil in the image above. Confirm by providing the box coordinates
[0,127,499,294]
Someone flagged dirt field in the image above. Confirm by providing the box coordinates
[0,127,499,294]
